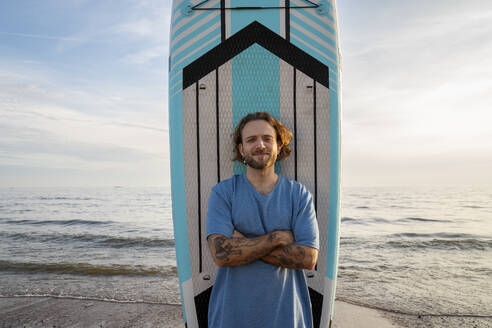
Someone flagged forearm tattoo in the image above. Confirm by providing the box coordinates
[212,236,242,261]
[209,234,273,266]
[264,245,314,270]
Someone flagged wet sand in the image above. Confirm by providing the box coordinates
[0,296,401,328]
[0,297,182,328]
[2,296,491,328]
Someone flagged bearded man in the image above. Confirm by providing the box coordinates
[206,112,319,328]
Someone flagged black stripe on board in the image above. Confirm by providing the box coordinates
[194,286,213,327]
[285,0,290,42]
[216,69,221,183]
[195,5,315,10]
[293,68,297,181]
[196,82,203,273]
[183,21,329,89]
[313,80,318,272]
[309,287,323,328]
[313,80,317,213]
[220,0,225,41]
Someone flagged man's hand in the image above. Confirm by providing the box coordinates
[262,244,318,270]
[269,230,295,247]
[233,229,294,247]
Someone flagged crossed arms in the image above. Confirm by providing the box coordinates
[207,230,318,270]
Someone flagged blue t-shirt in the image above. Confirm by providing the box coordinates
[206,174,319,328]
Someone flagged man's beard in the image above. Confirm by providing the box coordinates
[243,150,277,169]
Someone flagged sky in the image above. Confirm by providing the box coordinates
[0,0,491,187]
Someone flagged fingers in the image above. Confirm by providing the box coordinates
[273,230,295,247]
[233,229,245,238]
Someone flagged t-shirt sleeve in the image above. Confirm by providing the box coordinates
[293,186,319,250]
[206,185,234,239]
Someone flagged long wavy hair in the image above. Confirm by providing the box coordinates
[232,112,292,162]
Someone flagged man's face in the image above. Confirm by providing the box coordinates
[238,120,280,170]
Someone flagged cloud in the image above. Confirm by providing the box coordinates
[121,44,169,65]
[0,1,173,187]
[0,31,99,43]
[43,1,172,58]
[112,19,157,39]
[339,0,492,185]
[0,68,169,179]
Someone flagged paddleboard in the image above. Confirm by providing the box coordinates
[168,1,341,327]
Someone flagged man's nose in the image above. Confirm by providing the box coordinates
[256,139,266,149]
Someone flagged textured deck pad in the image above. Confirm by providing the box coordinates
[170,1,341,327]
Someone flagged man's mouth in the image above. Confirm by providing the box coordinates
[253,150,270,155]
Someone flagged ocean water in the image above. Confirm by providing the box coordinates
[1,186,491,325]
[338,186,492,321]
[0,187,179,305]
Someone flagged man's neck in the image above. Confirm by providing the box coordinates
[245,166,278,195]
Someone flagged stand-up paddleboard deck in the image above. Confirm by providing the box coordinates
[169,1,341,327]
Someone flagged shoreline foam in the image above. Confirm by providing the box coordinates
[0,296,399,328]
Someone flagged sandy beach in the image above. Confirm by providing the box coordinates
[2,296,491,327]
[0,296,400,328]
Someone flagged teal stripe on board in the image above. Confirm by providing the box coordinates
[232,44,281,175]
[169,71,182,89]
[169,72,181,87]
[172,0,187,15]
[170,36,221,74]
[170,26,221,67]
[171,6,218,38]
[230,0,280,35]
[291,28,338,63]
[293,9,335,35]
[168,92,192,284]
[171,15,220,54]
[291,38,338,74]
[170,80,182,96]
[326,88,340,280]
[172,10,212,38]
[290,14,337,49]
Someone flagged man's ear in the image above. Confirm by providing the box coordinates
[238,143,244,158]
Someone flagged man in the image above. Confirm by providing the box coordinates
[206,112,319,328]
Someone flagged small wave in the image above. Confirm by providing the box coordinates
[338,264,396,273]
[38,196,94,201]
[341,217,357,222]
[0,260,177,277]
[339,237,364,246]
[388,232,482,239]
[1,209,34,214]
[0,294,181,306]
[389,205,415,209]
[340,217,368,225]
[341,217,391,224]
[98,236,175,248]
[355,206,370,209]
[396,217,452,223]
[0,219,114,226]
[0,231,174,248]
[386,238,492,251]
[335,297,492,318]
[462,205,484,209]
[369,217,391,224]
